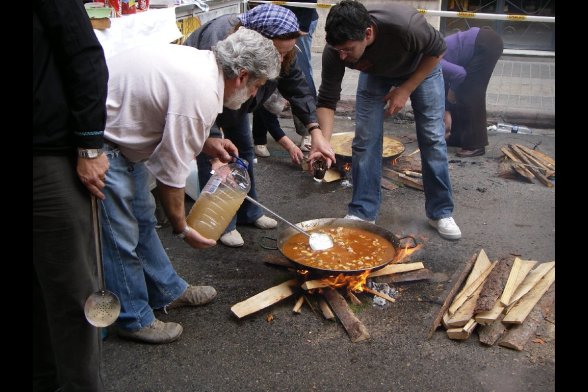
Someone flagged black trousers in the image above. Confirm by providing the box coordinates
[447,28,504,149]
[33,155,104,392]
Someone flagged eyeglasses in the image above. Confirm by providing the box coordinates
[335,46,355,54]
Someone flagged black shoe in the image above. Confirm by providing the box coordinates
[456,147,485,157]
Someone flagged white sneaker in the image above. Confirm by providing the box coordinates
[254,145,270,157]
[254,215,277,229]
[299,135,312,152]
[219,230,244,247]
[428,217,462,240]
[343,214,375,224]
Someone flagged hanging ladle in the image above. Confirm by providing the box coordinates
[84,195,121,327]
[244,196,334,251]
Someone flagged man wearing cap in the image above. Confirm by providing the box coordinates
[184,3,336,248]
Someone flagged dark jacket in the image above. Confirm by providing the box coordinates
[285,0,318,32]
[184,14,316,136]
[33,0,108,155]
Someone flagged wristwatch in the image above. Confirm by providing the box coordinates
[78,148,103,159]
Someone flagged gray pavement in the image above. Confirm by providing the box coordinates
[310,53,555,129]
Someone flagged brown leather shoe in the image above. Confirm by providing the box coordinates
[456,147,485,157]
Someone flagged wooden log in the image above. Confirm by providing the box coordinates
[292,296,305,314]
[474,256,515,313]
[478,313,507,346]
[515,147,555,177]
[516,144,555,170]
[301,279,329,291]
[500,257,523,306]
[381,177,400,191]
[448,261,497,315]
[372,268,432,284]
[231,279,298,319]
[363,287,396,303]
[323,289,370,343]
[445,283,484,328]
[510,144,553,187]
[500,146,535,182]
[503,268,555,324]
[507,262,555,307]
[383,168,424,191]
[463,249,491,288]
[426,250,478,339]
[403,170,422,178]
[498,284,555,351]
[446,319,477,340]
[347,291,362,305]
[368,262,424,278]
[318,298,335,320]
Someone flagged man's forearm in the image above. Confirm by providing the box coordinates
[316,107,336,140]
[156,181,187,233]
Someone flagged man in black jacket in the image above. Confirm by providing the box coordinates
[34,0,109,390]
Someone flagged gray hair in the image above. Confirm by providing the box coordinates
[212,27,281,83]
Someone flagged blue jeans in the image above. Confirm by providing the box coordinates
[100,145,187,331]
[197,118,262,233]
[350,64,454,221]
[296,17,317,97]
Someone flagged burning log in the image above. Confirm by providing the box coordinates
[231,279,298,319]
[323,289,370,343]
[371,268,432,284]
[368,262,424,278]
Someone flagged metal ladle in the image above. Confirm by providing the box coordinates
[84,195,121,327]
[245,196,334,251]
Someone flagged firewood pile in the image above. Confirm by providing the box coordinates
[231,255,431,343]
[428,249,555,351]
[381,150,424,191]
[499,144,555,188]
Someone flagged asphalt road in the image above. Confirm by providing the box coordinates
[102,117,555,392]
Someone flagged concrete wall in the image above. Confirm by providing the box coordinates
[313,0,442,52]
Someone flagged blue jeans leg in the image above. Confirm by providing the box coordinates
[349,72,388,221]
[196,118,262,233]
[296,18,317,97]
[410,64,454,220]
[101,147,187,331]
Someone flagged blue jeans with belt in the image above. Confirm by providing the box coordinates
[349,63,454,221]
[100,144,187,331]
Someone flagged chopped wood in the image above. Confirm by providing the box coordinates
[318,298,335,320]
[474,256,515,313]
[301,279,329,291]
[448,261,497,315]
[323,289,370,343]
[390,153,421,172]
[510,145,553,187]
[445,283,484,328]
[347,291,362,305]
[383,168,424,191]
[478,313,507,346]
[464,249,492,289]
[231,279,298,319]
[403,170,422,178]
[368,262,424,278]
[498,284,555,351]
[323,169,342,183]
[372,268,432,284]
[507,261,555,307]
[442,312,452,329]
[500,258,523,305]
[363,287,396,303]
[292,296,305,313]
[503,268,555,324]
[516,144,555,170]
[500,146,535,182]
[381,177,400,191]
[515,147,555,177]
[427,250,478,339]
[446,319,477,340]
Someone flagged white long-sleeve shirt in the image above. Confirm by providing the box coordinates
[105,44,224,187]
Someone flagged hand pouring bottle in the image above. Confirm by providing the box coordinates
[186,158,250,240]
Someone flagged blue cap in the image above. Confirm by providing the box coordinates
[238,4,300,38]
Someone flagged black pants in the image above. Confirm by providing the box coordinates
[33,155,104,392]
[447,28,503,149]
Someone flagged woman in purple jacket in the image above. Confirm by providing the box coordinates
[441,27,503,157]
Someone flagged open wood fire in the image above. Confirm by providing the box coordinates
[231,241,425,342]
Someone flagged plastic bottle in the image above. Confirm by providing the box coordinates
[487,123,532,134]
[186,158,251,241]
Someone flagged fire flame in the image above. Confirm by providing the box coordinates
[342,162,351,173]
[318,270,370,293]
[392,241,422,263]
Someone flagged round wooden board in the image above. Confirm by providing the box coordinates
[330,132,405,158]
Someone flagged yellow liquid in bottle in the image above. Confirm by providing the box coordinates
[186,183,246,241]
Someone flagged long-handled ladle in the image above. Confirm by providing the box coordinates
[244,196,334,251]
[84,195,121,327]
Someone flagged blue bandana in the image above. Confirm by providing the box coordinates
[238,4,300,38]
